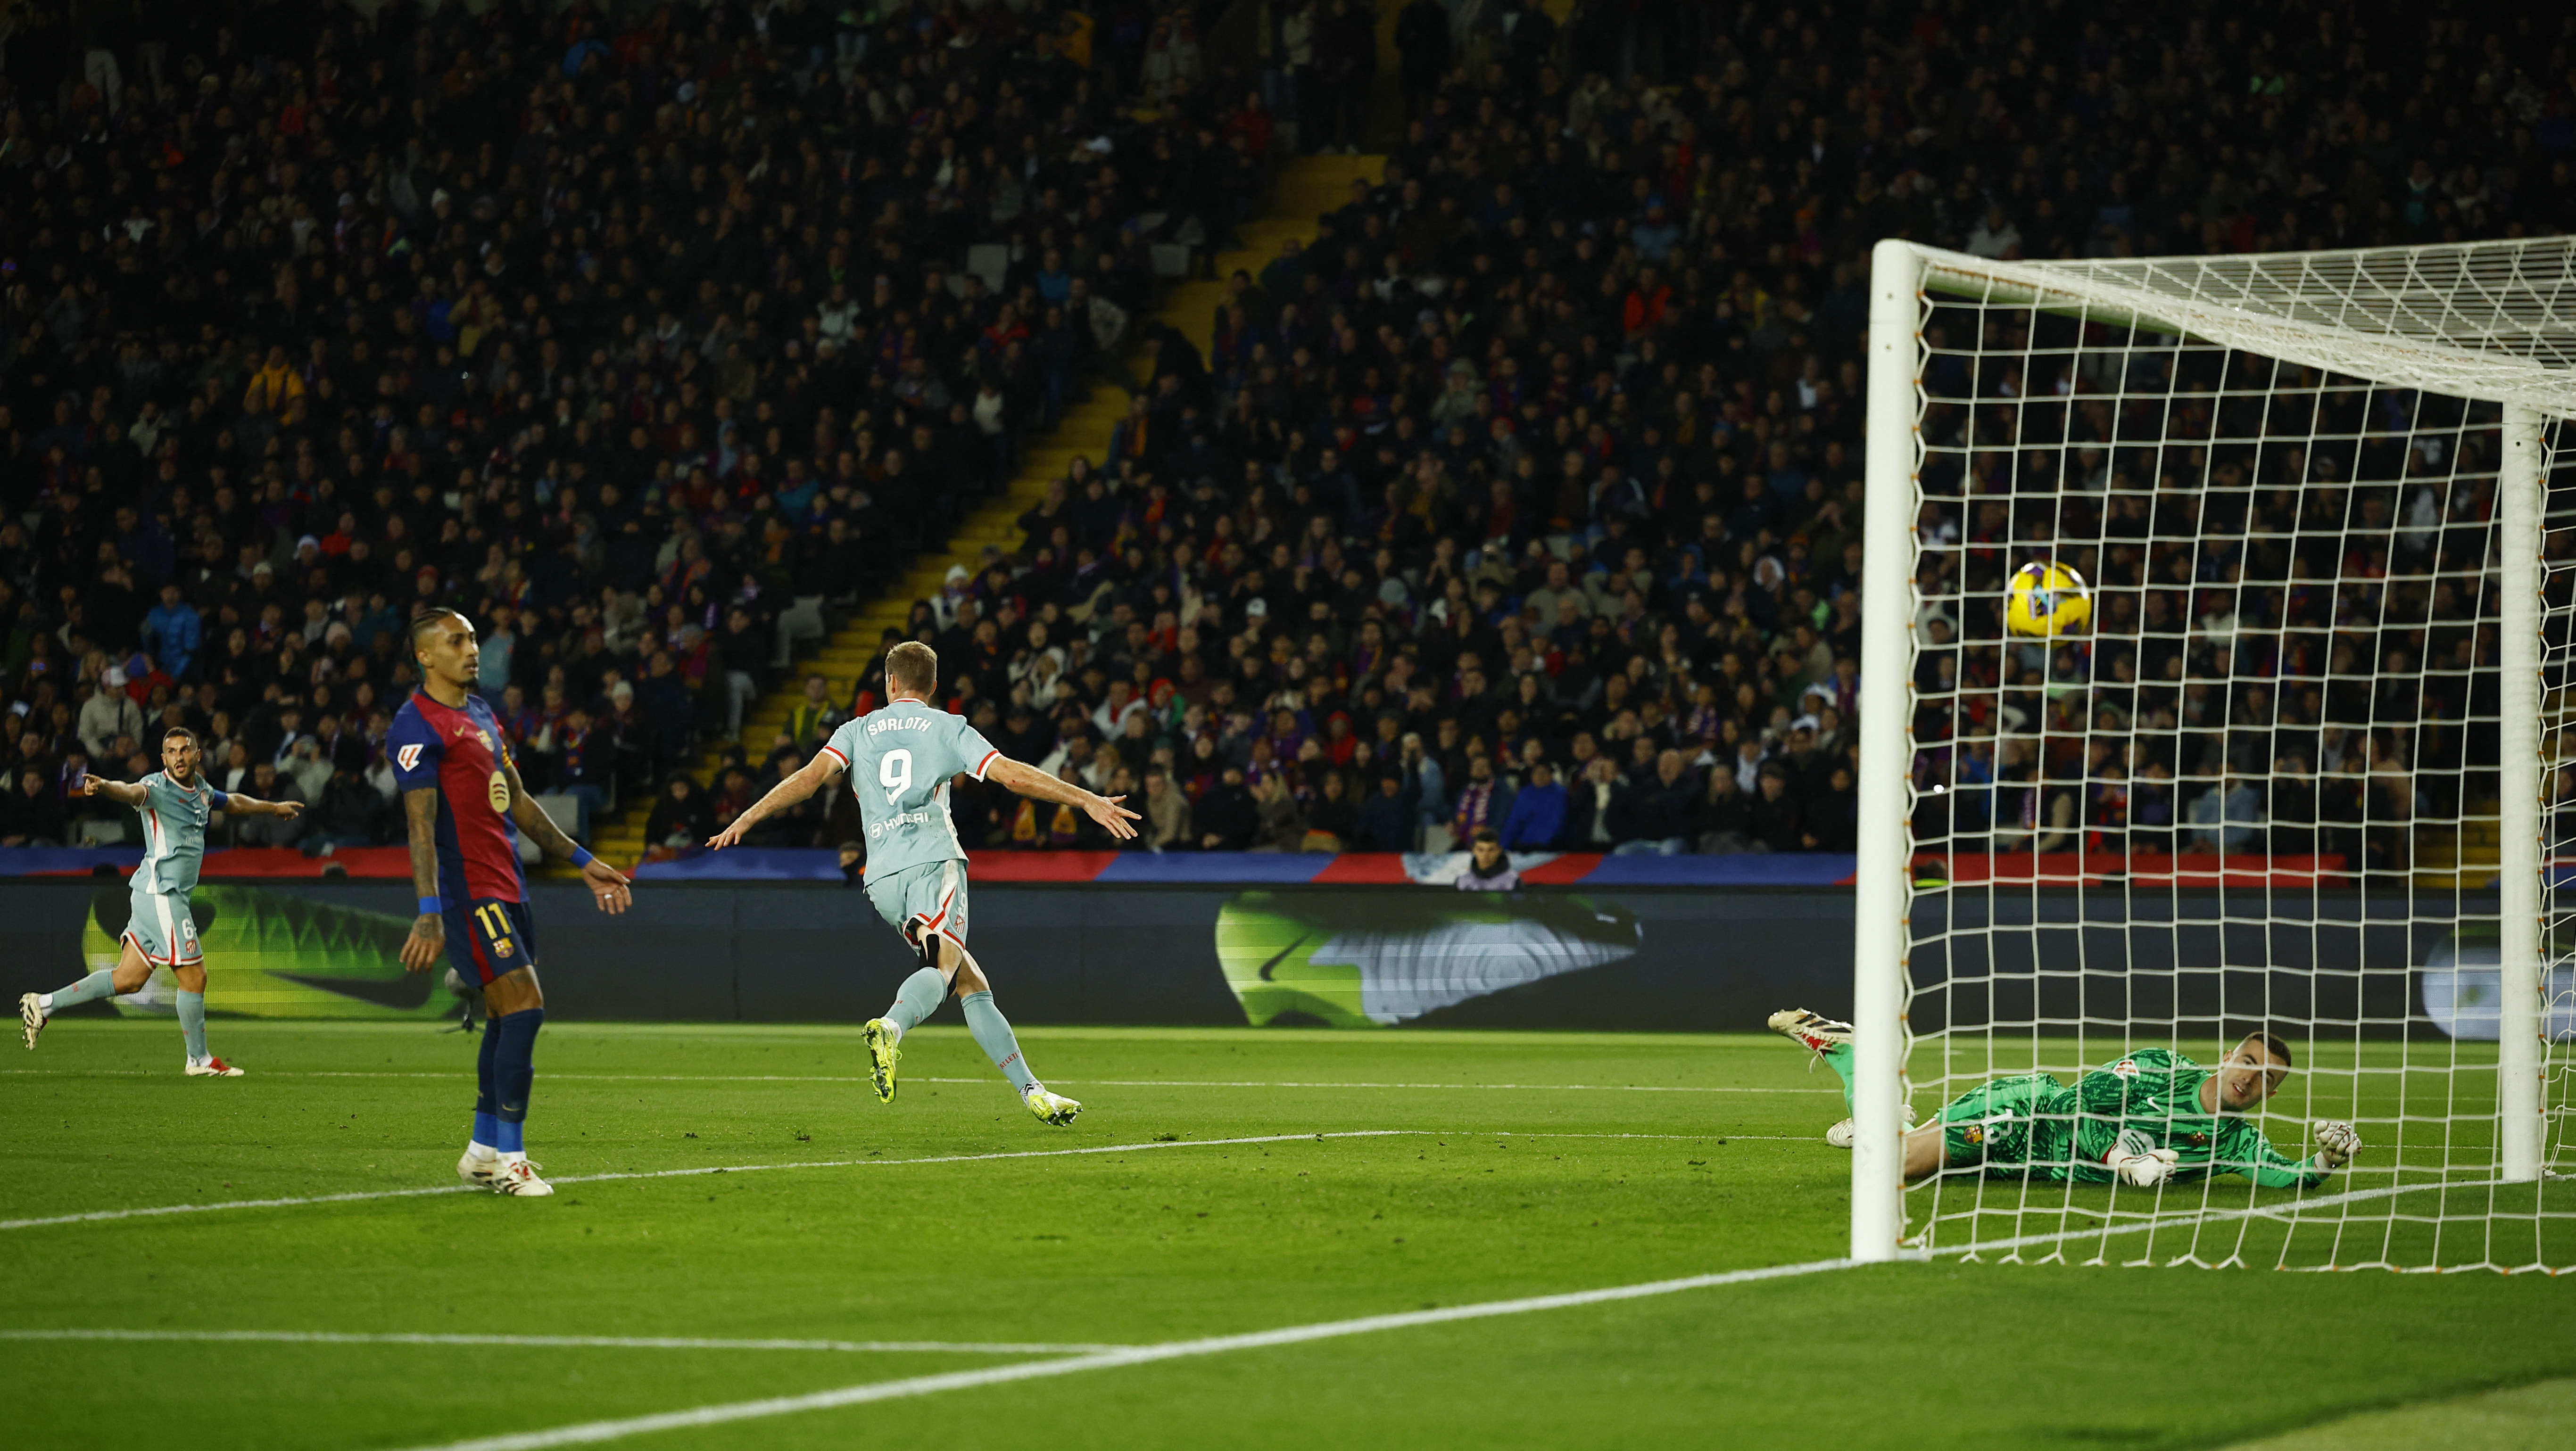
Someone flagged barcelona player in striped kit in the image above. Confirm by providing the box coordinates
[20,726,304,1072]
[391,608,634,1197]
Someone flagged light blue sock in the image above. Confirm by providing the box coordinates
[178,990,209,1061]
[43,970,119,1013]
[959,989,1039,1096]
[881,967,947,1038]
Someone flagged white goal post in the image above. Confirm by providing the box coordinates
[1854,236,2576,1270]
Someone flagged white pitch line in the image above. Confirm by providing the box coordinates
[385,1256,1862,1451]
[0,1329,1124,1355]
[0,1068,1832,1094]
[1935,1175,2518,1258]
[0,1129,1739,1234]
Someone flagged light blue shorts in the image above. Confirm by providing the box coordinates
[863,859,969,948]
[123,890,203,967]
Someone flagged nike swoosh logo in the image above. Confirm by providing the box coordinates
[273,971,436,1010]
[1257,932,1310,982]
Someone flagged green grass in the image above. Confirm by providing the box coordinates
[4,1020,2572,1451]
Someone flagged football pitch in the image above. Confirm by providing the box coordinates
[6,1021,2572,1451]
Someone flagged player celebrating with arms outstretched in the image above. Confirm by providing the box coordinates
[20,726,303,1072]
[393,608,635,1197]
[708,641,1137,1125]
[1769,1009,2363,1187]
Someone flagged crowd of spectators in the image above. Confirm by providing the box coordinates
[824,0,2573,866]
[4,0,2573,866]
[0,0,1267,851]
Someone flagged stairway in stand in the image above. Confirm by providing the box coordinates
[2410,807,2501,891]
[585,153,1384,870]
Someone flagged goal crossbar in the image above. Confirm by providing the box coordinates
[1911,239,2576,418]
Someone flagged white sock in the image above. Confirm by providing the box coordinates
[37,992,53,1012]
[881,1019,906,1045]
[465,1141,498,1160]
[501,1150,528,1165]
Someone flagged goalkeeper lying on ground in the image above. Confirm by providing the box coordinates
[1767,1010,2363,1188]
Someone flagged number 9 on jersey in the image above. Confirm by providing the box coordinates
[881,748,912,804]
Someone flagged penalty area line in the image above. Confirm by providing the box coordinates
[386,1256,1863,1451]
[0,1129,1737,1233]
[0,1328,1126,1355]
[0,1067,1835,1094]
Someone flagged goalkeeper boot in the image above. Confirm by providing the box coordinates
[184,1056,245,1077]
[490,1159,554,1197]
[1022,1086,1081,1127]
[1767,1007,1854,1058]
[19,993,44,1050]
[861,1019,902,1104]
[1824,1108,1917,1149]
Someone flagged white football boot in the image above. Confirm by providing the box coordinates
[489,1159,554,1196]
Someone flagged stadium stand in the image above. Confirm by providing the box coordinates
[1,1,2569,877]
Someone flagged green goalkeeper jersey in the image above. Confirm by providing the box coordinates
[2057,1048,2325,1188]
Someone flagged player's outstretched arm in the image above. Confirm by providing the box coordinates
[987,756,1141,840]
[222,792,305,820]
[398,787,445,974]
[707,753,844,850]
[501,758,632,912]
[77,774,149,808]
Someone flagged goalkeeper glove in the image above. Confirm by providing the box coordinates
[2106,1128,2181,1188]
[2311,1120,2362,1171]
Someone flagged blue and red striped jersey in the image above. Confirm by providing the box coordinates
[389,690,526,903]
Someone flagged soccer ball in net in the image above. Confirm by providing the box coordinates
[2003,561,2090,638]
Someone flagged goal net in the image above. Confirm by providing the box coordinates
[1851,237,2576,1271]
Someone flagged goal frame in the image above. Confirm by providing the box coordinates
[1850,237,2566,1264]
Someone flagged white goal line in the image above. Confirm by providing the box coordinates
[0,1129,1753,1234]
[1929,1174,2520,1259]
[0,1329,1125,1355]
[383,1256,1865,1451]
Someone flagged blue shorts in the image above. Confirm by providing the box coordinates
[445,898,540,986]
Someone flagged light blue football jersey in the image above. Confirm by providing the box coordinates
[819,701,1001,879]
[132,770,224,897]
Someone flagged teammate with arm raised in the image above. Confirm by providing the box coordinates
[19,727,302,1072]
[709,640,1137,1124]
[391,608,634,1196]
